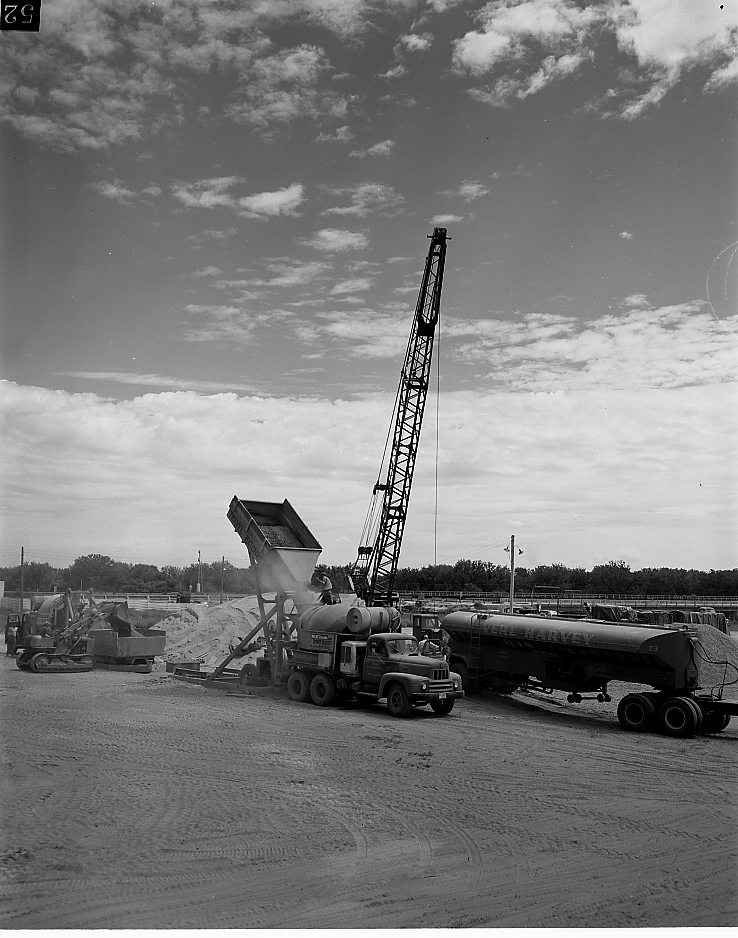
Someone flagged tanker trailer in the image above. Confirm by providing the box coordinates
[285,604,464,717]
[441,611,738,738]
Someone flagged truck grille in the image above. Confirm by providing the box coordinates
[432,669,449,681]
[429,679,453,693]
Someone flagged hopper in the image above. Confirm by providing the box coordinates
[228,497,322,592]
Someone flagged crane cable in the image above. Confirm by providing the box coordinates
[429,311,442,610]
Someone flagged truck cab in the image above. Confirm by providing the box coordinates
[308,631,463,717]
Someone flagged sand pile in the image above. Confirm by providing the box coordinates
[155,594,362,667]
[156,597,264,667]
[693,626,738,698]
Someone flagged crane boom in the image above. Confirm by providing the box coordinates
[352,226,448,605]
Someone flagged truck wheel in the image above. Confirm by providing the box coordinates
[455,662,479,695]
[287,671,310,702]
[658,696,702,737]
[700,711,731,734]
[386,683,412,718]
[430,699,455,715]
[310,673,336,707]
[617,693,656,732]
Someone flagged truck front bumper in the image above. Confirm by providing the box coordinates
[412,690,464,703]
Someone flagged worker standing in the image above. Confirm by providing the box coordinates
[316,573,334,605]
[6,623,17,657]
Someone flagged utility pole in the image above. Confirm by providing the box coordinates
[197,550,202,594]
[19,546,24,615]
[220,555,225,605]
[504,535,523,613]
[509,534,515,613]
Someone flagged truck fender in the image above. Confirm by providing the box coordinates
[378,672,422,700]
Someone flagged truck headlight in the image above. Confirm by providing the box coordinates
[420,682,427,692]
[453,680,459,690]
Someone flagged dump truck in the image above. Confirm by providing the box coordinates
[88,623,165,672]
[285,604,464,717]
[16,589,164,674]
[441,610,738,737]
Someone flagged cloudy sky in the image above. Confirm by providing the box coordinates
[1,0,736,574]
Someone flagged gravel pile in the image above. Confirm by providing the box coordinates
[693,626,738,698]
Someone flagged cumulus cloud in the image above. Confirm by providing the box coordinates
[330,277,373,295]
[172,178,304,218]
[57,371,258,393]
[442,180,490,201]
[448,305,738,391]
[620,293,650,308]
[89,180,136,204]
[349,139,395,158]
[432,213,463,224]
[172,176,245,210]
[322,182,405,217]
[407,31,435,50]
[316,125,353,142]
[619,230,634,239]
[225,45,348,128]
[2,376,734,569]
[303,228,369,251]
[0,2,366,151]
[238,182,306,218]
[452,0,738,115]
[228,261,331,291]
[191,266,223,278]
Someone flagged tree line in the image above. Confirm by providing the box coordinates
[2,555,737,597]
[317,559,738,597]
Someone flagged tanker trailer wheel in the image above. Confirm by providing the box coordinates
[287,671,311,703]
[454,662,479,696]
[658,696,702,738]
[617,693,656,732]
[700,711,731,734]
[386,683,412,718]
[309,673,336,707]
[430,698,455,715]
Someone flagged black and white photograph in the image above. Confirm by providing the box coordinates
[1,0,737,929]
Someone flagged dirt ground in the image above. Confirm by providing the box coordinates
[1,653,737,929]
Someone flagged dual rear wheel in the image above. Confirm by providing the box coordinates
[286,671,337,706]
[618,693,731,738]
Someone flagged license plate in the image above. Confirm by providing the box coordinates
[438,693,446,699]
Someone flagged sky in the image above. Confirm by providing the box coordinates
[1,0,737,575]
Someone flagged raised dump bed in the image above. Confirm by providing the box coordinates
[227,497,322,593]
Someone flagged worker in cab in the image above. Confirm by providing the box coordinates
[316,573,334,605]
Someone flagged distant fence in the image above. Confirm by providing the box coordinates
[2,590,737,616]
[0,593,253,614]
[396,591,738,614]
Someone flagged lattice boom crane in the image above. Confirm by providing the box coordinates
[351,226,448,606]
